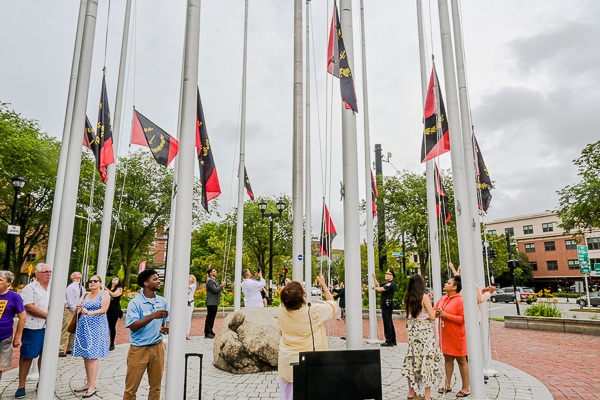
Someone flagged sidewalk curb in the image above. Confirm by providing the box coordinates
[494,360,553,400]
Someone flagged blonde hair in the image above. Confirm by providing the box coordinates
[189,275,197,284]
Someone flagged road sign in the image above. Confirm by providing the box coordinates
[7,225,20,235]
[297,254,303,261]
[392,252,403,257]
[28,265,32,276]
[577,245,589,263]
[581,263,591,274]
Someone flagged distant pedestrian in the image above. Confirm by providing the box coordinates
[72,275,110,398]
[434,275,470,397]
[0,271,25,383]
[371,270,397,346]
[241,269,265,308]
[332,282,346,319]
[205,268,225,339]
[260,287,268,307]
[106,277,123,351]
[16,263,51,399]
[187,275,197,340]
[400,274,443,400]
[123,269,169,400]
[284,278,291,286]
[60,272,83,357]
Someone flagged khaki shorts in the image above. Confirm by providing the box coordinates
[0,337,13,371]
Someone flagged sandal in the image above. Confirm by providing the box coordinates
[456,391,470,398]
[74,387,89,393]
[407,395,424,400]
[82,389,97,398]
[438,388,452,394]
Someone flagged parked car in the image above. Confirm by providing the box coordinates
[311,287,323,298]
[491,287,537,304]
[576,291,600,307]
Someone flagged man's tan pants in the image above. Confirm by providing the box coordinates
[59,307,74,353]
[123,342,165,400]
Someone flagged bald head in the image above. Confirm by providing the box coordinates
[70,272,82,282]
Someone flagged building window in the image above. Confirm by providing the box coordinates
[542,223,553,232]
[488,230,496,236]
[530,262,538,271]
[163,252,167,261]
[505,227,514,237]
[525,243,536,253]
[547,261,558,271]
[523,225,533,235]
[568,260,579,270]
[151,241,156,248]
[27,254,37,262]
[587,237,600,251]
[544,241,556,251]
[591,259,600,271]
[565,239,578,250]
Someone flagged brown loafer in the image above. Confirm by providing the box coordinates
[58,352,67,357]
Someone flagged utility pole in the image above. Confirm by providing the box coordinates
[292,0,304,282]
[507,233,520,316]
[97,0,133,282]
[38,1,99,398]
[374,144,386,271]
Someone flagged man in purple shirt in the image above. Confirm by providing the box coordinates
[0,270,25,383]
[59,272,83,357]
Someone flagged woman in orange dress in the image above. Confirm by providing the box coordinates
[433,275,470,398]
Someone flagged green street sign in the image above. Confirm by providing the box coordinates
[577,245,589,264]
[581,263,591,274]
[595,263,600,271]
[392,252,403,257]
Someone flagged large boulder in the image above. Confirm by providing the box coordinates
[213,307,281,374]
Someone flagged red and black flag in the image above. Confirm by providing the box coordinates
[327,1,358,112]
[83,116,103,178]
[131,109,179,166]
[434,163,451,225]
[473,135,492,212]
[196,89,221,212]
[421,65,450,163]
[371,170,378,217]
[244,167,254,200]
[96,75,115,183]
[319,204,337,257]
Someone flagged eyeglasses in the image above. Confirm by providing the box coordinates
[89,279,100,284]
[38,271,52,274]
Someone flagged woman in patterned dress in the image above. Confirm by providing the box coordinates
[400,274,444,400]
[73,275,110,398]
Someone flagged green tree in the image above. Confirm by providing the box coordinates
[556,140,600,234]
[484,233,533,287]
[0,103,61,282]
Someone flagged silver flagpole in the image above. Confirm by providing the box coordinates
[233,0,249,312]
[359,0,377,342]
[164,0,201,397]
[437,0,487,398]
[416,0,443,306]
[97,0,133,282]
[292,0,304,282]
[339,0,363,350]
[46,0,87,267]
[304,0,312,297]
[449,0,496,378]
[38,0,99,398]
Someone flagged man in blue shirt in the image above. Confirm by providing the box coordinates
[123,269,169,400]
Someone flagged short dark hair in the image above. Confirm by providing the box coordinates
[207,267,216,275]
[138,269,158,287]
[280,281,305,311]
[453,275,462,293]
[242,269,251,279]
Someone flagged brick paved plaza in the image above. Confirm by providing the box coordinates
[0,317,597,399]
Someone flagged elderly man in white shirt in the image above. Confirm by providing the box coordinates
[241,269,266,307]
[15,263,51,399]
[59,272,83,357]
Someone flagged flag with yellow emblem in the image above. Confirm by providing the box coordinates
[131,109,179,166]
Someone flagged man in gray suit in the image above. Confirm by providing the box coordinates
[205,267,225,338]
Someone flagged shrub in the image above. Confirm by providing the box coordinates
[523,299,562,318]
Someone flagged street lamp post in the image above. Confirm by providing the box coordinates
[3,176,26,271]
[258,199,286,304]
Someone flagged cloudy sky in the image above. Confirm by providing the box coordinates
[1,0,599,249]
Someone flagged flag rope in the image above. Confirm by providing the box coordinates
[103,0,112,69]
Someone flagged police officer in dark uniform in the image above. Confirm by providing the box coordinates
[371,270,397,347]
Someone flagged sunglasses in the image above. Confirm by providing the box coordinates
[89,279,100,284]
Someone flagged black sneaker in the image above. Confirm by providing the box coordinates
[109,345,115,351]
[393,342,397,346]
[340,337,346,340]
[380,342,394,347]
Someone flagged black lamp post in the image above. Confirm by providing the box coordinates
[259,199,286,304]
[3,176,26,271]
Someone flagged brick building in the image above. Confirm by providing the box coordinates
[485,212,600,289]
[148,227,168,266]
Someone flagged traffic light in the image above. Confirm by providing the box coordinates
[490,249,497,259]
[277,274,282,278]
[282,268,287,274]
[482,247,487,257]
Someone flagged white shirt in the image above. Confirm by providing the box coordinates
[21,280,50,330]
[188,283,197,303]
[65,281,84,311]
[241,278,265,307]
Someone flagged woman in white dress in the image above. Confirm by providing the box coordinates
[186,275,197,340]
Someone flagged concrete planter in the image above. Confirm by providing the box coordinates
[505,315,600,336]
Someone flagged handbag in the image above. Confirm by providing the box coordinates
[67,293,89,334]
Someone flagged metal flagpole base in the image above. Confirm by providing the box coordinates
[365,339,382,344]
[484,368,499,377]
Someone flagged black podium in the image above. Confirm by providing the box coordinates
[292,349,382,400]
